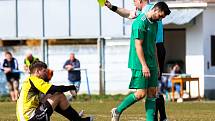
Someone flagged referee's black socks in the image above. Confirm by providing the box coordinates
[154,94,167,121]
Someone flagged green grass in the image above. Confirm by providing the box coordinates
[0,95,215,121]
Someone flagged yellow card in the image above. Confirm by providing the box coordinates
[98,0,106,7]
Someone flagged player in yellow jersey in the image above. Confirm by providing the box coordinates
[16,61,93,121]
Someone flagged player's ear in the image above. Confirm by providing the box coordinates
[34,68,42,75]
[34,68,41,75]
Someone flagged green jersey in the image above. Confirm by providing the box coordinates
[128,13,158,70]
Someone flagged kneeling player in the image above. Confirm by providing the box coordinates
[16,61,93,121]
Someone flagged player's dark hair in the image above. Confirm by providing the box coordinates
[29,60,47,74]
[153,1,171,15]
[5,51,12,56]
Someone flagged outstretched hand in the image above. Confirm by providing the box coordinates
[105,0,112,9]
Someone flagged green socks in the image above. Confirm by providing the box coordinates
[116,93,137,113]
[115,93,156,121]
[145,98,156,121]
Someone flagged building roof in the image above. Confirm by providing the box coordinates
[163,8,204,25]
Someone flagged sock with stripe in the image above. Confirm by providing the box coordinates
[116,93,137,113]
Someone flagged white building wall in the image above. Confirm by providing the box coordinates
[102,0,135,36]
[0,0,16,37]
[0,43,131,95]
[186,14,204,97]
[105,39,130,94]
[202,6,215,99]
[102,0,123,37]
[44,0,69,37]
[0,0,133,38]
[18,0,43,37]
[70,0,100,37]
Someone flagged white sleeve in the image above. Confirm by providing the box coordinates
[128,10,138,19]
[14,58,19,70]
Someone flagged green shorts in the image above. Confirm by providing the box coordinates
[129,69,158,89]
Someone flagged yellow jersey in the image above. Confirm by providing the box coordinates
[16,76,52,121]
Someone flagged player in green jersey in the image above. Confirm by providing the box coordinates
[110,2,170,121]
[106,1,168,120]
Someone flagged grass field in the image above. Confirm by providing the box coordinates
[0,95,215,121]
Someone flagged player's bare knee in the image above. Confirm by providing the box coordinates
[136,94,145,100]
[13,81,19,90]
[49,92,63,101]
[147,88,157,98]
[60,93,67,101]
[55,92,68,101]
[135,90,146,100]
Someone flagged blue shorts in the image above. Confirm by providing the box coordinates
[69,81,81,92]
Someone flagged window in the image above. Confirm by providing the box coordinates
[211,35,215,66]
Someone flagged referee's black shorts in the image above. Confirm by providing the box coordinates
[29,101,53,121]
